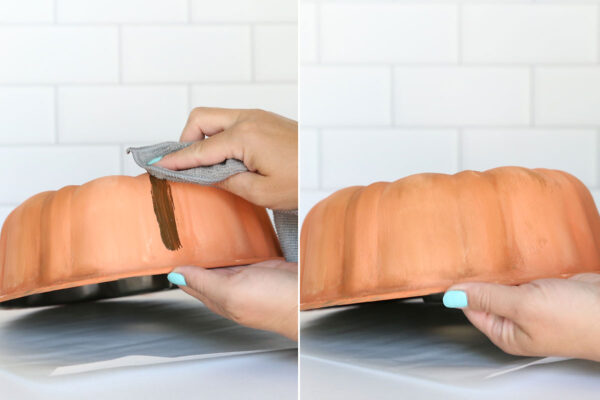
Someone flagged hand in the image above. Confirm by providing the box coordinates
[156,107,298,210]
[443,273,600,361]
[168,260,298,341]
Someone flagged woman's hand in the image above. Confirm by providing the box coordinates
[443,273,600,361]
[168,261,298,341]
[157,107,298,340]
[155,107,298,210]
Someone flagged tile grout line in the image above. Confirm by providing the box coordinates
[315,2,321,64]
[0,81,296,87]
[53,85,59,144]
[456,128,463,171]
[317,128,323,190]
[0,21,295,27]
[389,66,395,126]
[250,24,256,82]
[118,25,123,84]
[530,66,535,127]
[457,3,462,64]
[52,0,58,23]
[597,3,600,64]
[118,144,125,175]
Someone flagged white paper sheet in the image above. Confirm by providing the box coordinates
[0,289,297,399]
[300,299,600,399]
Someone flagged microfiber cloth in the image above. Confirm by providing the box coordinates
[127,142,298,262]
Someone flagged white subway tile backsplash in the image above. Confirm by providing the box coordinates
[462,129,597,187]
[0,87,54,144]
[321,129,458,188]
[0,1,296,229]
[592,190,600,210]
[254,24,298,82]
[0,27,119,83]
[394,67,530,126]
[0,146,121,204]
[300,189,334,226]
[300,66,391,126]
[57,0,188,23]
[0,205,16,230]
[122,26,251,83]
[0,0,53,22]
[536,67,600,125]
[321,3,457,63]
[299,2,317,64]
[300,128,319,189]
[58,86,188,143]
[191,84,297,119]
[463,5,597,64]
[191,0,296,22]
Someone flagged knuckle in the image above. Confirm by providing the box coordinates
[191,141,204,154]
[475,286,493,313]
[503,338,529,357]
[190,107,206,120]
[237,120,260,138]
[498,342,522,356]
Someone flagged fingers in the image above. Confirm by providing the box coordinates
[444,282,522,320]
[462,309,529,354]
[444,282,532,355]
[157,129,243,170]
[180,107,242,142]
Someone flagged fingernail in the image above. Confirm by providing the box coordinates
[147,156,162,166]
[443,290,468,308]
[167,272,187,286]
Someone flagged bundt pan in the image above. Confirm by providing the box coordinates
[0,173,283,307]
[300,167,600,310]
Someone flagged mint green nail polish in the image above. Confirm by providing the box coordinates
[443,290,468,308]
[147,156,162,165]
[168,272,186,286]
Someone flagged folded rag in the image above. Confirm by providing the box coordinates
[127,142,297,262]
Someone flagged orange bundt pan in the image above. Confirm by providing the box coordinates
[300,167,600,310]
[0,174,283,303]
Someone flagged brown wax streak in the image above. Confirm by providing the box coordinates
[149,175,182,251]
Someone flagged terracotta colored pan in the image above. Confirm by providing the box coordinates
[300,167,600,310]
[0,173,283,303]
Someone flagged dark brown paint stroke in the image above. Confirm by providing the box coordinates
[149,175,182,251]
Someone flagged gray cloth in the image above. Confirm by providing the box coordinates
[127,142,297,262]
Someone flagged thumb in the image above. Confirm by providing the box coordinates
[155,130,242,171]
[443,282,529,354]
[443,282,521,317]
[167,266,236,306]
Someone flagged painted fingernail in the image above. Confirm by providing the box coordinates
[443,290,468,308]
[147,156,162,166]
[167,272,187,286]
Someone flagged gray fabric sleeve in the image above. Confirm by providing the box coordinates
[127,142,298,262]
